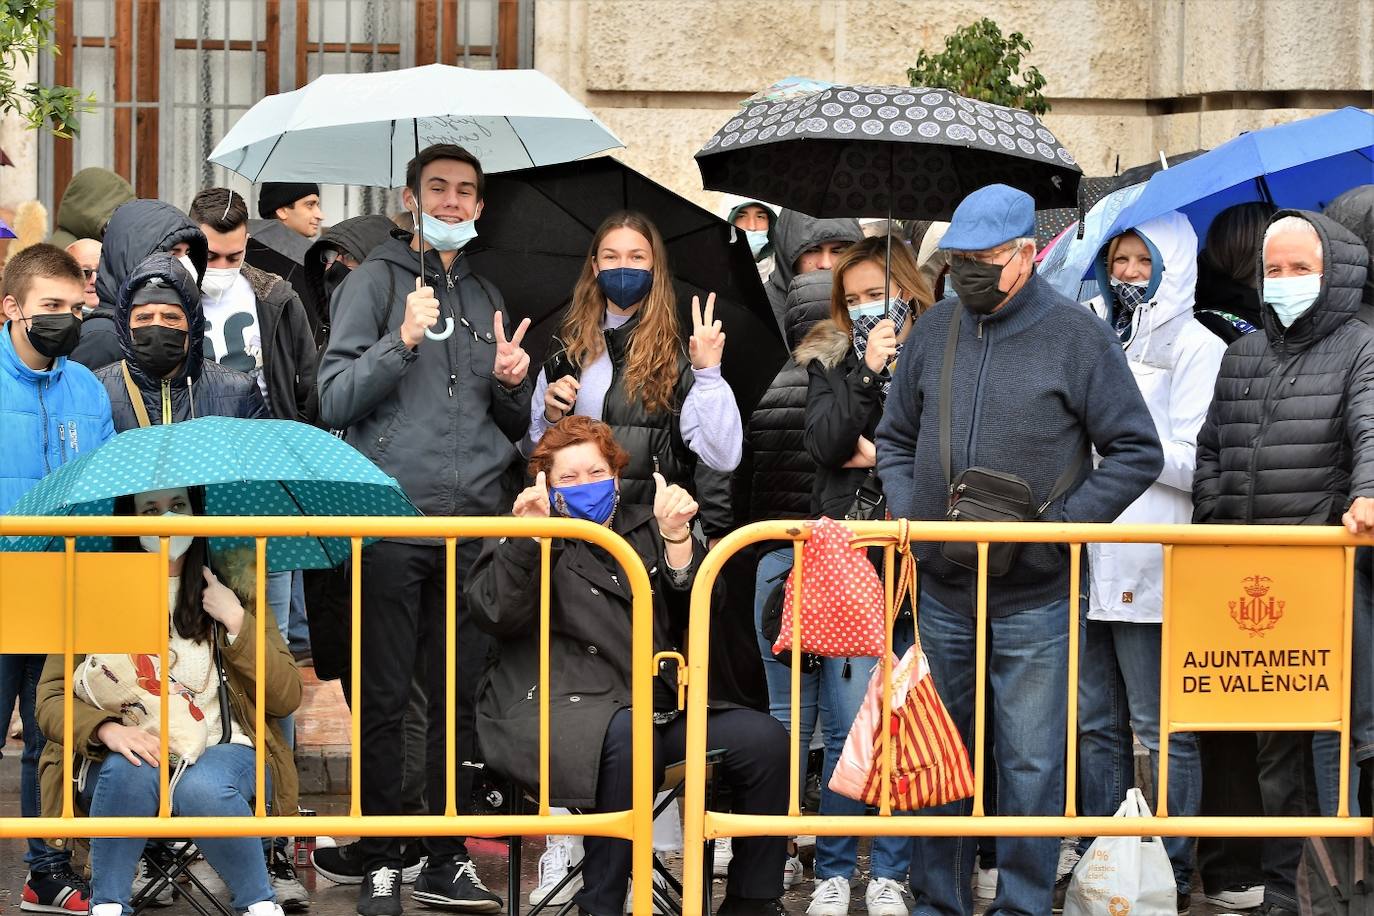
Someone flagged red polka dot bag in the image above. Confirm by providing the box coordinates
[771,516,887,659]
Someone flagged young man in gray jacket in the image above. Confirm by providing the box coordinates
[317,143,533,916]
[876,184,1163,916]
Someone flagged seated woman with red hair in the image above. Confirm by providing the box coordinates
[465,416,788,916]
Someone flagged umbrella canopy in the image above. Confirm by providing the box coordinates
[6,417,418,571]
[208,64,623,186]
[0,215,14,240]
[466,156,786,418]
[696,84,1081,220]
[1038,183,1148,299]
[1102,107,1374,244]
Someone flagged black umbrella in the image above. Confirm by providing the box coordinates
[468,156,786,419]
[695,85,1082,221]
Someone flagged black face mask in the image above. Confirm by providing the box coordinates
[323,260,351,301]
[131,325,189,378]
[22,313,82,359]
[949,250,1025,315]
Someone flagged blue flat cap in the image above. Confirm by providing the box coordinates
[938,184,1036,251]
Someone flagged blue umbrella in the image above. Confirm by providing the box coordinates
[1101,107,1374,245]
[1037,182,1146,299]
[0,215,14,240]
[6,417,419,571]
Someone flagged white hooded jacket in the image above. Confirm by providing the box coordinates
[1083,211,1226,623]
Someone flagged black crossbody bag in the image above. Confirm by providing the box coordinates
[938,305,1086,578]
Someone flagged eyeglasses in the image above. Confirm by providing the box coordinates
[81,268,98,280]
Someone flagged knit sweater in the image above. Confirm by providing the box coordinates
[875,271,1164,614]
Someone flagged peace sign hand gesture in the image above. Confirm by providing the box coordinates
[689,293,725,371]
[492,312,532,388]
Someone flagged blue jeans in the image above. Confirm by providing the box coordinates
[908,588,1069,916]
[81,744,275,915]
[753,546,915,881]
[288,569,310,655]
[1076,619,1198,893]
[266,570,296,750]
[0,653,70,872]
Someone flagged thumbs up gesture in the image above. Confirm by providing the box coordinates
[513,471,551,518]
[652,472,698,541]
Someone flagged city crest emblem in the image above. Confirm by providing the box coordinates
[1229,575,1284,637]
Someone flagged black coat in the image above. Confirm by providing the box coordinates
[742,270,833,523]
[796,318,886,519]
[93,252,267,430]
[466,504,700,807]
[239,263,318,424]
[68,307,121,372]
[1194,211,1374,526]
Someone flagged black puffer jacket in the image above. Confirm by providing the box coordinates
[71,200,209,372]
[744,270,834,522]
[796,318,886,519]
[94,253,267,430]
[1194,211,1374,525]
[764,210,863,335]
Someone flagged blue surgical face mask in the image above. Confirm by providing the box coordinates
[745,229,770,258]
[551,478,619,525]
[1264,274,1322,327]
[596,267,654,310]
[415,210,478,252]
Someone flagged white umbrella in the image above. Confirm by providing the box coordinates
[210,64,622,339]
[208,64,622,187]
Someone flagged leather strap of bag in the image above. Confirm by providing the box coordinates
[937,307,1087,517]
[851,517,922,651]
[120,360,154,429]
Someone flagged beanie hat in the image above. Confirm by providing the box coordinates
[257,182,320,220]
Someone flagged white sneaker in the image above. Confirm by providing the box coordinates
[783,854,804,888]
[807,876,851,916]
[1203,885,1265,910]
[529,835,584,906]
[624,872,669,914]
[974,865,998,901]
[246,902,286,916]
[188,859,229,900]
[865,878,907,916]
[91,905,124,916]
[712,837,733,877]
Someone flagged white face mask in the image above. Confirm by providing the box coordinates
[176,254,198,282]
[200,266,241,299]
[139,510,194,561]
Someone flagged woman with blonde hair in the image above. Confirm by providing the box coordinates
[792,235,933,916]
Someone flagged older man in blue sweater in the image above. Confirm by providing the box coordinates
[876,185,1163,916]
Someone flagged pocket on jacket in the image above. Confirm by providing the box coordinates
[467,333,497,380]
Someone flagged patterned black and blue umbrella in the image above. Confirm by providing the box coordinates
[695,85,1081,220]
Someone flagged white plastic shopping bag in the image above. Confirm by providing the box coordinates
[1063,788,1176,916]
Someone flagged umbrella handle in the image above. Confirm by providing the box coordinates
[425,318,455,341]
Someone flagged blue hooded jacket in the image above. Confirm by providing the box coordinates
[0,322,114,513]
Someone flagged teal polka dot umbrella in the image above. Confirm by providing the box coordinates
[6,417,419,571]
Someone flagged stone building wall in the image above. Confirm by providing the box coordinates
[535,0,1374,210]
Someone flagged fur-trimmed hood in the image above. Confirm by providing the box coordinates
[793,318,852,370]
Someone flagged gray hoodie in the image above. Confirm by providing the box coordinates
[763,210,863,334]
[317,236,533,525]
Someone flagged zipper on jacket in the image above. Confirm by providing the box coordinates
[966,318,994,468]
[160,380,172,424]
[58,423,68,465]
[38,381,51,474]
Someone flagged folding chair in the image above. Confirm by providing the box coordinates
[507,750,728,916]
[130,841,236,916]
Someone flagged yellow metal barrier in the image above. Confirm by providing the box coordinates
[681,520,1373,916]
[0,515,661,916]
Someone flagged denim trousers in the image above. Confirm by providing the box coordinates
[0,652,70,871]
[1076,618,1198,893]
[752,546,914,882]
[907,587,1069,916]
[81,743,275,915]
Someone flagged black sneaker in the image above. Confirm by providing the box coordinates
[21,865,91,914]
[411,857,502,912]
[268,847,310,911]
[1051,874,1070,914]
[315,841,425,886]
[716,898,786,916]
[358,865,404,916]
[1176,892,1191,915]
